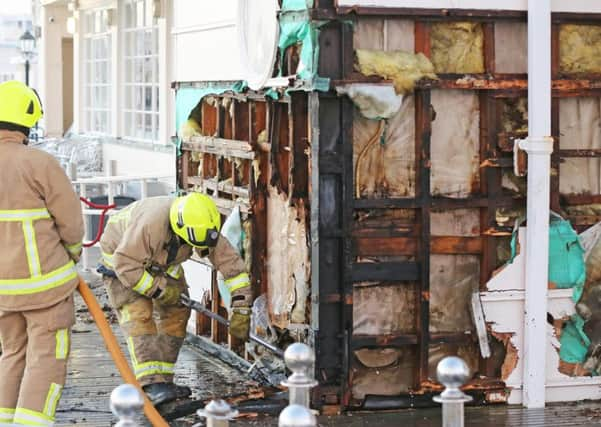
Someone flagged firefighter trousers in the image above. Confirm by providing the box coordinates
[0,295,75,427]
[104,276,191,386]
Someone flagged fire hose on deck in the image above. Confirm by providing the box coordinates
[77,277,170,427]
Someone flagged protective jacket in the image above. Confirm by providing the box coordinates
[99,196,249,308]
[0,130,84,311]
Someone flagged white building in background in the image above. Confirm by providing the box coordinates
[35,0,175,177]
[0,13,37,85]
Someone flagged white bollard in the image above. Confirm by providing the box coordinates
[197,399,238,427]
[279,404,317,427]
[281,343,318,409]
[110,384,144,427]
[433,356,473,427]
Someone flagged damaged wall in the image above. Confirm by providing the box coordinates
[559,24,601,74]
[559,97,601,196]
[431,90,480,198]
[266,187,310,329]
[353,96,415,198]
[430,209,480,334]
[430,22,484,74]
[494,22,527,74]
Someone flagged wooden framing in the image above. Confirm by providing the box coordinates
[175,3,601,412]
[178,94,309,349]
[311,4,601,410]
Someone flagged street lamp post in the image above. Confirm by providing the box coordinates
[19,30,35,86]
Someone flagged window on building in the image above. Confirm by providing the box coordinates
[122,0,159,142]
[82,10,112,134]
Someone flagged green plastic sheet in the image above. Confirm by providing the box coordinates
[559,314,591,364]
[174,82,248,155]
[278,0,329,91]
[548,216,586,302]
[175,84,237,134]
[508,213,591,368]
[509,214,585,302]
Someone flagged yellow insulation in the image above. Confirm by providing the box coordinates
[560,24,601,74]
[431,22,484,74]
[355,49,437,94]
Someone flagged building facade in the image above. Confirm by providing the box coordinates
[36,0,174,176]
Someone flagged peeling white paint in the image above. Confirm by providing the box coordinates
[481,226,601,404]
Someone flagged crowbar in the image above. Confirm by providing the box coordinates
[180,294,284,358]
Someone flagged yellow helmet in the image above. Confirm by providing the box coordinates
[0,80,43,132]
[169,193,221,248]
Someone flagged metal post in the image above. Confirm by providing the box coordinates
[279,404,317,427]
[433,356,472,427]
[110,384,144,427]
[25,59,29,86]
[197,399,238,427]
[281,343,318,408]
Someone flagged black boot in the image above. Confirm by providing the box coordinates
[173,383,192,399]
[142,382,179,406]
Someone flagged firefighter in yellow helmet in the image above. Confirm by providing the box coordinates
[99,193,252,406]
[0,81,84,426]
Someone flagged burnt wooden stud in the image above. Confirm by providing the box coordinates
[415,21,431,58]
[290,92,310,200]
[483,23,496,74]
[415,88,432,388]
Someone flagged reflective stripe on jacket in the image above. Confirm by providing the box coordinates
[99,196,248,299]
[0,131,84,311]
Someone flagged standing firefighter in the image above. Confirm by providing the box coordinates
[99,193,252,406]
[0,81,84,426]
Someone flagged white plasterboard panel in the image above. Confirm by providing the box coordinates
[481,291,577,394]
[335,0,601,13]
[480,218,601,404]
[174,27,244,82]
[173,0,237,31]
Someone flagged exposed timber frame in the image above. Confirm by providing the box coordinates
[311,0,601,412]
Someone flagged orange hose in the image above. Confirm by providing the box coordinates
[77,277,170,427]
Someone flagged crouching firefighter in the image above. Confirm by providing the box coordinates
[98,193,252,406]
[0,81,85,426]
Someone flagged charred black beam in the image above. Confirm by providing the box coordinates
[353,196,523,210]
[415,88,432,387]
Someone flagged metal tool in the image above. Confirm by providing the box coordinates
[180,294,284,358]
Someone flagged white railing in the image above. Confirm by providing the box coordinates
[70,161,174,271]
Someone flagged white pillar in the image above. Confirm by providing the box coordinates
[521,0,553,409]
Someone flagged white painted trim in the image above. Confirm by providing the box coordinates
[335,0,601,12]
[110,11,119,139]
[158,1,172,144]
[73,9,82,133]
[78,0,117,11]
